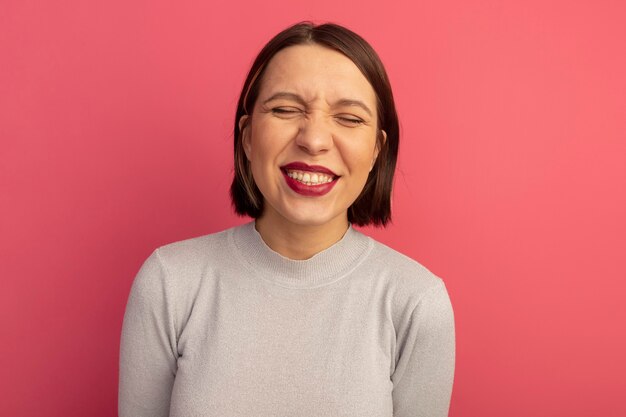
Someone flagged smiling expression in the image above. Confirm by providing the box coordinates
[241,44,384,230]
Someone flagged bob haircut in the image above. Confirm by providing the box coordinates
[230,21,399,227]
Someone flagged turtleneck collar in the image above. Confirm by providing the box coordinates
[229,221,373,289]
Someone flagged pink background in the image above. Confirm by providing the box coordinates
[1,0,625,416]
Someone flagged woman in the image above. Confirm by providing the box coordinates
[119,22,455,417]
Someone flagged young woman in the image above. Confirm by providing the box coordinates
[119,22,455,417]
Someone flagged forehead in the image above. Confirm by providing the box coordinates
[257,44,376,105]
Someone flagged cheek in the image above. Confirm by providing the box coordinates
[341,139,378,174]
[249,120,291,160]
[247,125,289,184]
[247,125,272,164]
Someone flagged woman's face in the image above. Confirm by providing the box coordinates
[241,44,383,230]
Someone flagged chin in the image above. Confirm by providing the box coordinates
[284,213,341,228]
[272,204,347,229]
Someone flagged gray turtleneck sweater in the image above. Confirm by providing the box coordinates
[119,222,455,417]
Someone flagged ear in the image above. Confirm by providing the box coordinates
[371,129,387,171]
[239,115,252,160]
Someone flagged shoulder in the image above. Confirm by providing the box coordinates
[127,224,246,329]
[358,236,454,348]
[366,236,444,292]
[154,226,233,269]
[134,223,244,292]
[358,234,451,316]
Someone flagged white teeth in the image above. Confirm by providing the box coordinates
[286,169,335,185]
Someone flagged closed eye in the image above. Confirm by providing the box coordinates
[271,107,303,117]
[335,115,365,126]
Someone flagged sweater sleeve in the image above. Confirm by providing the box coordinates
[391,280,456,417]
[119,249,178,417]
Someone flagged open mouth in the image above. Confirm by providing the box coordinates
[280,162,340,196]
[283,169,337,186]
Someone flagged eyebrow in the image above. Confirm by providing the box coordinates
[262,92,373,117]
[263,92,307,107]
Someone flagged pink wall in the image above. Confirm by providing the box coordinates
[1,0,625,416]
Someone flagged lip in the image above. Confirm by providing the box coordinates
[280,162,339,197]
[280,162,338,177]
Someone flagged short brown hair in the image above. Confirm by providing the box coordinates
[230,22,399,227]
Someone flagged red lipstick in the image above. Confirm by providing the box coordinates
[281,162,338,176]
[280,162,339,197]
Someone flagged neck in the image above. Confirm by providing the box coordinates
[255,214,349,260]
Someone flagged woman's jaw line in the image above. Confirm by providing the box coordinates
[255,208,350,260]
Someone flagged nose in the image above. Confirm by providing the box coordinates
[295,114,333,155]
